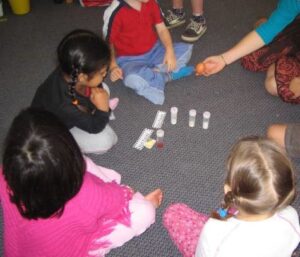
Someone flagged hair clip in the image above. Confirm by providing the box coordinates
[217,207,228,218]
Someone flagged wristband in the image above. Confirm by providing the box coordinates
[220,55,228,66]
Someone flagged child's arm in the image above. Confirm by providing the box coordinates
[109,44,123,82]
[155,22,176,72]
[90,87,110,112]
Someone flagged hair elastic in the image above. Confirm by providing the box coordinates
[217,207,228,218]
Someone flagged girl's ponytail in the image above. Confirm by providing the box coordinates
[211,191,235,220]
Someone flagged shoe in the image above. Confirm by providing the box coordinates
[171,66,194,80]
[181,19,207,43]
[164,9,186,29]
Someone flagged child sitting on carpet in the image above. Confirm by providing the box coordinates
[163,136,300,257]
[103,0,194,105]
[32,29,118,154]
[0,107,163,257]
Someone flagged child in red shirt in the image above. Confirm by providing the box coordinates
[103,0,194,105]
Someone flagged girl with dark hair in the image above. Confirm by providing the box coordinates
[0,108,163,257]
[31,29,118,154]
[163,137,300,257]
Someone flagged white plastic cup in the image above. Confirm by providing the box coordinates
[156,129,164,148]
[202,111,211,129]
[189,109,197,127]
[170,107,178,125]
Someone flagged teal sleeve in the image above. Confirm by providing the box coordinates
[255,0,300,44]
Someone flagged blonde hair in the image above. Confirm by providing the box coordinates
[224,136,296,215]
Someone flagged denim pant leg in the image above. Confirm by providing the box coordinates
[151,42,193,72]
[118,58,166,105]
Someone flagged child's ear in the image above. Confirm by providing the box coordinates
[224,184,231,194]
[78,73,88,83]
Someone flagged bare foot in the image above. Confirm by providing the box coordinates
[145,188,163,208]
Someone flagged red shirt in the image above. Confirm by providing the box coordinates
[105,0,163,56]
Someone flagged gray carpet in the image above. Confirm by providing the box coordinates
[0,0,300,256]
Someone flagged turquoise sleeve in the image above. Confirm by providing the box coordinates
[255,0,300,44]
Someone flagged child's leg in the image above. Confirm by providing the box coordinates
[118,58,166,105]
[70,125,118,154]
[163,203,209,257]
[88,192,157,257]
[149,42,193,72]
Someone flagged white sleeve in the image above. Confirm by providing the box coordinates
[102,0,120,39]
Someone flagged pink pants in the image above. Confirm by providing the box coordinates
[84,156,156,257]
[163,203,209,257]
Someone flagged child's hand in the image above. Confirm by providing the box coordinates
[110,66,123,82]
[202,55,227,76]
[163,50,176,72]
[90,87,109,112]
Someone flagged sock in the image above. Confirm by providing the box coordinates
[192,14,205,23]
[172,8,184,15]
[171,66,194,80]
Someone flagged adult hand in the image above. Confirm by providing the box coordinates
[90,87,109,112]
[202,55,227,76]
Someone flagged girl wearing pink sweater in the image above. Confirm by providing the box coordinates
[0,108,163,257]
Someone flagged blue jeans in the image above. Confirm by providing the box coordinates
[117,41,193,105]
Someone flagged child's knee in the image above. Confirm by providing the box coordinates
[264,64,278,96]
[124,74,146,91]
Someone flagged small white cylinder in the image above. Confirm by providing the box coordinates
[189,109,197,127]
[156,129,165,148]
[202,111,211,129]
[170,107,178,125]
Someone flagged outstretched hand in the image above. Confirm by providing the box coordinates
[202,55,227,76]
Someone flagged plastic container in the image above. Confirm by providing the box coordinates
[202,111,211,129]
[156,129,164,148]
[9,0,30,15]
[170,107,178,125]
[189,109,197,127]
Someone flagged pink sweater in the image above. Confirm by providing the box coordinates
[0,164,133,257]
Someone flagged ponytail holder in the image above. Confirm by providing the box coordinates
[72,99,79,105]
[217,207,228,218]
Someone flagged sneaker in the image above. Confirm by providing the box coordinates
[171,66,194,80]
[164,9,186,29]
[181,19,207,43]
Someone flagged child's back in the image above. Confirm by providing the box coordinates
[1,108,162,257]
[164,137,300,257]
[196,206,299,257]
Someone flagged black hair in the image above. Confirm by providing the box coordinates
[57,29,111,112]
[2,108,85,219]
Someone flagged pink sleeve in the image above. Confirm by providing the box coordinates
[84,156,121,184]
